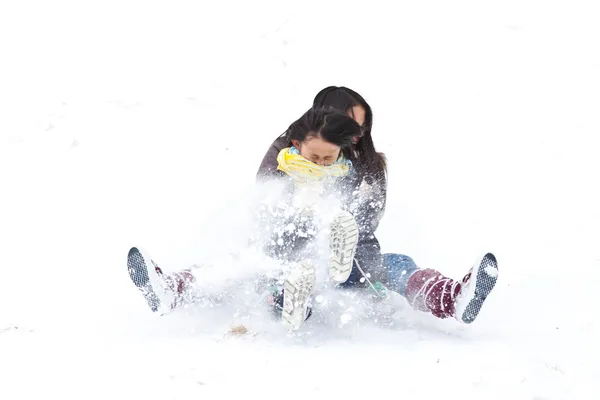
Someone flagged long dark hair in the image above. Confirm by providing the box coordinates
[313,86,387,183]
[284,106,360,151]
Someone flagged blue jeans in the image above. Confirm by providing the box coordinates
[384,253,419,296]
[340,253,419,297]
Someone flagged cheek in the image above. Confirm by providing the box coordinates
[298,147,310,159]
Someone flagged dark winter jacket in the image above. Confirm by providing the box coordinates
[256,135,389,284]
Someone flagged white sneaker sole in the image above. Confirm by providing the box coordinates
[282,261,316,331]
[328,211,358,283]
[127,246,175,314]
[454,253,498,324]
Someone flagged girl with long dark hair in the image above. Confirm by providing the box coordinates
[257,86,499,326]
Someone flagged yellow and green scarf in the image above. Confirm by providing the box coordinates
[276,147,352,183]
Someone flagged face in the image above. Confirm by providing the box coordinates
[292,136,341,166]
[348,105,367,144]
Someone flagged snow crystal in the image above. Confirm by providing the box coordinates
[340,313,352,325]
[284,223,296,232]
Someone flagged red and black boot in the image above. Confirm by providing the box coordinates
[127,247,196,314]
[404,253,498,323]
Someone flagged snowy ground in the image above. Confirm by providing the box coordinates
[1,1,599,399]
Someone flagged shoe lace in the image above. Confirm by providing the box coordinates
[412,276,461,312]
[354,258,388,299]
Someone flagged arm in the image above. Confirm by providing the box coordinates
[342,170,389,284]
[359,170,387,235]
[255,136,313,260]
[343,169,387,238]
[256,136,291,181]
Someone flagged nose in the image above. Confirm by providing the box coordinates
[316,159,333,167]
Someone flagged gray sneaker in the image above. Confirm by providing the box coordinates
[328,210,358,283]
[282,260,316,331]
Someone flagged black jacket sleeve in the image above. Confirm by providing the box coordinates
[339,169,388,284]
[255,136,315,261]
[256,136,290,181]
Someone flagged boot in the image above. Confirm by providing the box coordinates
[127,247,196,313]
[404,253,498,323]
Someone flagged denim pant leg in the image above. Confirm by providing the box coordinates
[337,261,361,288]
[384,253,419,297]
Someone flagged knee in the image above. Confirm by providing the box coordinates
[383,253,417,270]
[384,253,418,279]
[383,253,419,295]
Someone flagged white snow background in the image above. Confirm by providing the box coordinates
[1,1,599,399]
